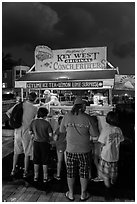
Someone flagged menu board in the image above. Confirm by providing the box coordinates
[26,81,103,89]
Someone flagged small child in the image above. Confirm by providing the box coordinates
[97,111,124,188]
[53,116,66,180]
[29,107,53,183]
[89,115,100,181]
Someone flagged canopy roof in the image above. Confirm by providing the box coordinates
[17,69,117,82]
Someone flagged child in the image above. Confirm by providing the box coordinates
[29,107,53,183]
[53,116,66,180]
[97,111,124,188]
[89,115,101,181]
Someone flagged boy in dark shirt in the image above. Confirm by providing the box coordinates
[29,107,53,183]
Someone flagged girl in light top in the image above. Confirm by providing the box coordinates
[53,116,66,180]
[97,111,124,188]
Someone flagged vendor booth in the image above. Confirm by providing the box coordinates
[15,46,118,131]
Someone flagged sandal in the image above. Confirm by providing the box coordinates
[10,169,18,177]
[92,177,103,182]
[43,177,52,183]
[34,177,38,182]
[23,171,29,178]
[65,191,75,201]
[54,174,61,180]
[80,192,90,201]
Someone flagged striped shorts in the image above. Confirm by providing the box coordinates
[98,158,118,181]
[66,151,90,178]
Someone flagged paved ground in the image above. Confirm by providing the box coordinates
[2,140,135,202]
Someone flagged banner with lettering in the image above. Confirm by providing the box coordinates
[35,46,107,72]
[26,81,103,89]
[114,75,135,90]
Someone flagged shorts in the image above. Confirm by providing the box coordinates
[66,151,90,179]
[98,158,118,181]
[55,141,66,152]
[33,141,50,165]
[14,127,33,156]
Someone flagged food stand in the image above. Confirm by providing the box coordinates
[15,46,118,131]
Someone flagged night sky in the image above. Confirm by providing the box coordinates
[2,2,135,75]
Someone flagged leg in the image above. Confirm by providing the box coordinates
[92,155,103,182]
[80,177,89,197]
[88,150,92,180]
[43,165,48,179]
[56,151,64,177]
[24,155,30,172]
[89,168,91,180]
[79,153,90,200]
[104,177,111,188]
[64,151,67,164]
[11,153,20,175]
[65,152,75,199]
[22,128,33,174]
[34,164,39,179]
[23,155,30,178]
[67,177,75,199]
[111,177,117,185]
[11,128,23,175]
[94,154,99,169]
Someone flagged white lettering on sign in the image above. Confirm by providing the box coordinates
[35,46,107,72]
[26,81,103,89]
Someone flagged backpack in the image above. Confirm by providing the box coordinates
[9,102,23,129]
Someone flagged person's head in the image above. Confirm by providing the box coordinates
[106,111,119,126]
[71,97,86,115]
[28,92,37,102]
[43,90,51,98]
[37,107,49,118]
[58,115,63,125]
[16,96,21,103]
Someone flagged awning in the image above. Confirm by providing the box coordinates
[15,69,117,90]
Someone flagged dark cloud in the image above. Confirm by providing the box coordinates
[2,2,62,47]
[57,7,95,39]
[2,2,135,74]
[112,41,135,58]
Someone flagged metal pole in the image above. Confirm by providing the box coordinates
[21,88,23,102]
[108,89,112,105]
[39,89,40,104]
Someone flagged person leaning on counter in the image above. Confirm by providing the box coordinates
[59,97,99,201]
[41,90,60,106]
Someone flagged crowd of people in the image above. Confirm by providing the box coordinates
[6,92,125,201]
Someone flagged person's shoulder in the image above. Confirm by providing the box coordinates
[23,100,29,107]
[31,118,37,124]
[83,112,94,120]
[35,118,49,126]
[63,112,71,118]
[104,124,112,132]
[55,127,60,133]
[114,126,122,132]
[44,119,52,126]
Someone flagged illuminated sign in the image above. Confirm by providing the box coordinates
[35,46,107,72]
[26,81,103,89]
[114,75,135,90]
